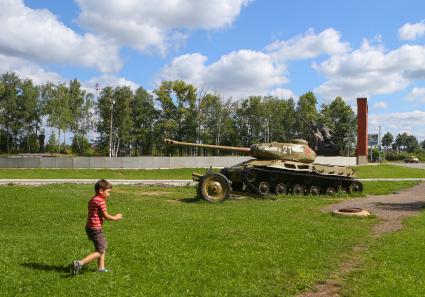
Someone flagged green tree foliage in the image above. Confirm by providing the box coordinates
[394,133,418,153]
[131,87,157,155]
[71,135,93,155]
[0,72,21,153]
[95,86,132,157]
[113,86,133,156]
[19,79,42,152]
[3,71,422,159]
[44,82,71,152]
[263,96,297,142]
[234,96,265,145]
[381,132,393,148]
[154,80,197,155]
[95,86,114,155]
[198,93,223,145]
[46,132,58,153]
[0,81,4,96]
[296,91,319,142]
[67,79,94,155]
[0,73,42,153]
[319,96,357,155]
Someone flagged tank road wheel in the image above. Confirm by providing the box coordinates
[258,181,271,195]
[293,184,305,196]
[350,181,363,193]
[339,186,350,195]
[326,186,337,196]
[274,183,287,195]
[245,171,257,183]
[309,186,321,196]
[199,173,231,203]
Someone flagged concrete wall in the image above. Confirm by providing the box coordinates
[0,156,357,168]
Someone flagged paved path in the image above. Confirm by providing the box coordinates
[387,162,425,170]
[323,181,425,234]
[299,182,425,297]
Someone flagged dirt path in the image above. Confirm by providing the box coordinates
[298,182,425,297]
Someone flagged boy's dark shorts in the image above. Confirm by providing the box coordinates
[85,227,108,253]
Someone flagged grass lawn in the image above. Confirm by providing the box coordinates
[0,184,377,297]
[342,212,425,297]
[0,164,424,180]
[361,180,419,195]
[354,164,425,178]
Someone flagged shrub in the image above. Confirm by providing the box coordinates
[385,151,409,161]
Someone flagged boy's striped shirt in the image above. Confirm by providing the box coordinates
[86,196,107,229]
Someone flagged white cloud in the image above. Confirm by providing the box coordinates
[266,28,350,62]
[369,111,425,141]
[0,0,121,73]
[84,75,139,94]
[269,88,296,99]
[76,0,251,54]
[406,87,425,103]
[399,20,425,40]
[0,54,62,85]
[158,50,286,98]
[373,101,388,109]
[313,40,425,100]
[157,28,355,99]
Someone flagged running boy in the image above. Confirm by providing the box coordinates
[72,179,122,274]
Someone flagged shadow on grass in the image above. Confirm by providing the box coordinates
[375,201,425,211]
[21,262,69,273]
[176,197,204,203]
[20,262,84,278]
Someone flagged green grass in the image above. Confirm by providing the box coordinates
[0,184,375,297]
[0,164,424,180]
[342,212,425,297]
[0,168,211,179]
[355,164,425,179]
[361,181,420,195]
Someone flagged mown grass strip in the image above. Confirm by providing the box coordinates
[0,168,210,180]
[354,164,425,179]
[0,164,424,180]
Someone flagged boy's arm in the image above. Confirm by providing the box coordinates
[103,211,123,221]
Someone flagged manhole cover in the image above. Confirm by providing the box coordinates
[332,207,371,217]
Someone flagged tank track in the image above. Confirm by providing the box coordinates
[237,166,362,196]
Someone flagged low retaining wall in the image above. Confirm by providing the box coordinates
[0,156,357,169]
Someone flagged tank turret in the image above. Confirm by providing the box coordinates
[164,139,316,163]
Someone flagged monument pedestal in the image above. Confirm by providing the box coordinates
[356,98,368,165]
[357,155,368,165]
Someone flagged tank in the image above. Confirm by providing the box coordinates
[164,139,363,202]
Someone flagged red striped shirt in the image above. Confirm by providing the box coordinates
[86,195,107,229]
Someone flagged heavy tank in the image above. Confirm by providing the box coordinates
[164,139,362,202]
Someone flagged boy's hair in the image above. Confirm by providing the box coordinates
[95,179,112,194]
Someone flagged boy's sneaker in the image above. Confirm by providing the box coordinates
[98,268,109,273]
[72,261,82,275]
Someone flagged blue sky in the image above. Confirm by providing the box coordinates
[2,0,425,141]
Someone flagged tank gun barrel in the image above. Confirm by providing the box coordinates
[164,139,251,153]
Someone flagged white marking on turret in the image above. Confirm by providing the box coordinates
[291,145,304,153]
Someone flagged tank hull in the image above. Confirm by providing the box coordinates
[218,159,362,196]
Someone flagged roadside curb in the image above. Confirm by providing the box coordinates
[0,179,196,186]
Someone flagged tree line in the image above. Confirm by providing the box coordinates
[0,71,364,157]
[379,131,425,161]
